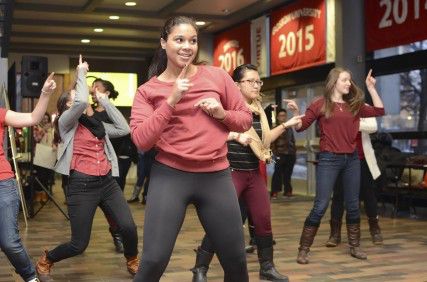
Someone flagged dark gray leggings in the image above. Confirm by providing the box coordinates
[134,162,248,282]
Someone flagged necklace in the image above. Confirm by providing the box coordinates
[335,102,343,112]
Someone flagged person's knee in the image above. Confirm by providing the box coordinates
[69,240,89,255]
[119,221,137,237]
[1,236,23,254]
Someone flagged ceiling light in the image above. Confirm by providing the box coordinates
[109,15,120,20]
[94,28,104,32]
[222,9,230,14]
[195,21,206,26]
[125,2,137,6]
[81,39,90,43]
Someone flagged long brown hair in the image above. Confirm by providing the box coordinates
[322,67,364,118]
[53,91,71,145]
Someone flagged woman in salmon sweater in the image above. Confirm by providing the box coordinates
[130,16,252,282]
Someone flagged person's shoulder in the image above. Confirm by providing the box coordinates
[309,97,324,108]
[198,65,228,77]
[136,77,161,96]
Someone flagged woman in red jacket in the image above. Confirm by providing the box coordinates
[289,68,385,264]
[130,16,252,282]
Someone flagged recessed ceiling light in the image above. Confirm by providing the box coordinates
[109,15,120,20]
[81,39,90,43]
[222,9,230,14]
[94,28,104,32]
[125,2,137,6]
[195,21,206,26]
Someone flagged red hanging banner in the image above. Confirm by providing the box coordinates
[366,0,427,51]
[270,0,326,75]
[213,22,251,75]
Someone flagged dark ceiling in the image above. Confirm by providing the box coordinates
[8,0,290,59]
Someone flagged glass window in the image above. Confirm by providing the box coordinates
[373,40,427,59]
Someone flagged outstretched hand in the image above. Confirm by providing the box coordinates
[77,54,89,72]
[284,114,304,129]
[365,69,376,90]
[167,64,193,106]
[283,99,300,115]
[41,72,56,95]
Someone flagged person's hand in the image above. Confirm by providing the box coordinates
[41,72,56,95]
[283,114,304,128]
[77,54,89,72]
[95,88,108,101]
[236,133,252,146]
[365,69,376,90]
[283,99,300,115]
[167,64,192,107]
[194,97,226,120]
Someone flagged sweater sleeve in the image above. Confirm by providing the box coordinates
[58,68,88,135]
[130,87,174,151]
[296,101,320,132]
[359,105,385,117]
[218,69,252,132]
[98,98,130,138]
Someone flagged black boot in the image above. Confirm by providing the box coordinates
[256,235,289,282]
[190,247,214,282]
[109,227,124,253]
[245,224,257,253]
[368,217,383,245]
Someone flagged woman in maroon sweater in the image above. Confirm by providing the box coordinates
[130,16,252,282]
[288,68,385,264]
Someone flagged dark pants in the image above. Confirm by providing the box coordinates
[134,162,248,282]
[47,171,138,262]
[331,158,379,220]
[271,154,296,195]
[115,157,132,191]
[200,168,272,253]
[305,151,361,226]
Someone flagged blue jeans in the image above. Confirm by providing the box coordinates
[306,151,361,226]
[0,178,36,281]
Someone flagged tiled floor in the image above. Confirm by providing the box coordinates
[1,181,427,282]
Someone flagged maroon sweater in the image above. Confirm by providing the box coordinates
[297,98,385,153]
[130,65,252,172]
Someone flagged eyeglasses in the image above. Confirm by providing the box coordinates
[239,79,263,87]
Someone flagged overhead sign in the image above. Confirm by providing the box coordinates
[366,0,427,51]
[213,22,251,75]
[270,0,326,75]
[251,16,270,78]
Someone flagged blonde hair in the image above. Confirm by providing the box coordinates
[322,67,364,118]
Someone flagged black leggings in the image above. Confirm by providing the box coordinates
[47,171,138,262]
[134,162,248,282]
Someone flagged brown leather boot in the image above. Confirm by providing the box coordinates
[126,256,139,276]
[325,219,342,247]
[346,223,367,260]
[36,250,54,282]
[368,217,383,245]
[296,225,318,264]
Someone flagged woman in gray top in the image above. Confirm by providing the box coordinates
[35,55,139,281]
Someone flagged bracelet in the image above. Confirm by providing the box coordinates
[281,123,287,130]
